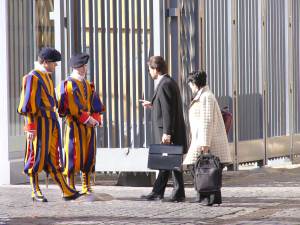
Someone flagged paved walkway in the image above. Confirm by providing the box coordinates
[2,166,300,225]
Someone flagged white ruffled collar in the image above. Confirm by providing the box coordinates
[34,61,48,73]
[70,70,85,82]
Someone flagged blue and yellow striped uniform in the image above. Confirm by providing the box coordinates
[58,76,104,193]
[18,69,77,198]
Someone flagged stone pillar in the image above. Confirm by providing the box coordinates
[0,0,10,184]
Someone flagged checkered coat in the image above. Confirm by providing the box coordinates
[183,86,232,165]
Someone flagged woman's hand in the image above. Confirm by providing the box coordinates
[197,146,209,153]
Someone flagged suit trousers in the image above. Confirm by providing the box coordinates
[152,169,185,198]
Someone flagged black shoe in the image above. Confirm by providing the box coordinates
[200,198,210,206]
[189,198,201,203]
[32,194,48,202]
[162,197,185,203]
[63,191,80,201]
[140,192,163,201]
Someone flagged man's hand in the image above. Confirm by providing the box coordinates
[139,99,152,109]
[86,116,99,127]
[161,134,171,144]
[26,130,36,142]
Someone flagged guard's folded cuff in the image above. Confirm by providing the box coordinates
[24,123,36,132]
[79,111,90,123]
[91,113,102,123]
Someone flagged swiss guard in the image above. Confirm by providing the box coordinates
[17,47,80,202]
[57,53,105,195]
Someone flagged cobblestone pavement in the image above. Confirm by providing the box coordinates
[2,167,300,225]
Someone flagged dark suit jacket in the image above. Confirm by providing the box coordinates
[151,75,187,153]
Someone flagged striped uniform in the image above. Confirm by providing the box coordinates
[18,69,77,199]
[58,76,104,194]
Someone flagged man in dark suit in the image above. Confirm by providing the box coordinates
[140,56,187,202]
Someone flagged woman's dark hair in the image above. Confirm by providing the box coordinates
[148,56,168,74]
[187,71,207,88]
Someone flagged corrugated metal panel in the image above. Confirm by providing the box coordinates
[205,0,230,98]
[237,0,263,141]
[8,0,35,137]
[293,0,300,133]
[204,0,232,142]
[266,0,287,137]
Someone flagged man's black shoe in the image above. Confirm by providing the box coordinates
[162,197,185,203]
[63,191,80,201]
[140,192,163,201]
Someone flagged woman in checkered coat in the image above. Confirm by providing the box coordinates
[183,71,232,206]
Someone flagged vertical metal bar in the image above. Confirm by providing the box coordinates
[11,0,18,136]
[136,0,143,147]
[8,0,12,136]
[81,0,86,52]
[124,0,131,147]
[152,0,165,56]
[287,0,294,161]
[231,0,239,170]
[143,0,149,147]
[53,0,66,81]
[93,0,101,146]
[112,0,119,147]
[72,0,81,53]
[88,0,94,82]
[100,0,107,146]
[117,0,124,147]
[131,0,137,147]
[148,0,154,99]
[69,0,75,55]
[18,0,24,135]
[105,0,113,147]
[93,0,99,90]
[194,0,200,72]
[169,0,179,82]
[261,0,268,165]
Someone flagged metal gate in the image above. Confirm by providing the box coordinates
[173,0,300,168]
[52,0,155,150]
[50,0,300,170]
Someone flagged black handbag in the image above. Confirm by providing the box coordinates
[147,144,183,170]
[194,152,222,192]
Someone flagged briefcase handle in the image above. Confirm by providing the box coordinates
[160,141,174,145]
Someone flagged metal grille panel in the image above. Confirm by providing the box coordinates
[237,0,263,141]
[266,0,287,137]
[75,0,154,148]
[293,0,300,133]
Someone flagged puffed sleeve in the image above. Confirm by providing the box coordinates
[57,80,69,117]
[17,74,41,131]
[89,82,105,123]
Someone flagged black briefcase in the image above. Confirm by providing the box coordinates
[194,152,222,192]
[147,144,183,170]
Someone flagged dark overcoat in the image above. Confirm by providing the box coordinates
[151,75,187,153]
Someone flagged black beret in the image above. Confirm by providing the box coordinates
[69,53,89,68]
[38,47,61,62]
